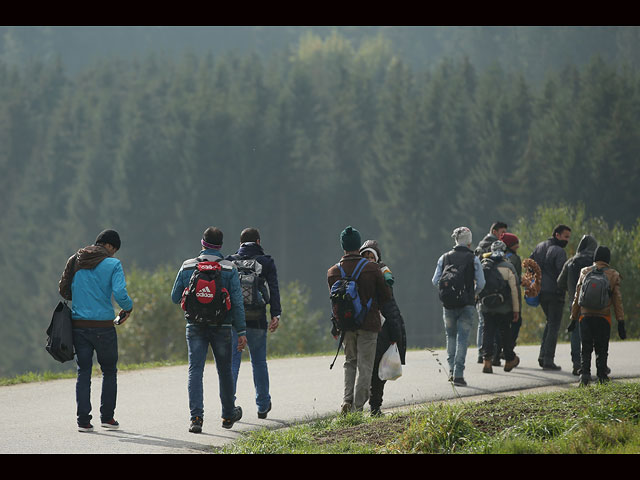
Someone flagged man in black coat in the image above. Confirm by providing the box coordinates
[530,224,572,370]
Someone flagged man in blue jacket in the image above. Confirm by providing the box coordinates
[171,227,247,432]
[227,227,282,420]
[59,229,133,432]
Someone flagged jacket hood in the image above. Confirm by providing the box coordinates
[236,242,265,258]
[577,234,598,254]
[76,245,110,270]
[359,239,382,261]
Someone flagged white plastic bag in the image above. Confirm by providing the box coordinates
[378,343,402,381]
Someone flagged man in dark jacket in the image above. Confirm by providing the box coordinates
[359,240,407,417]
[328,226,391,414]
[227,228,281,420]
[557,234,598,375]
[530,224,572,370]
[474,222,508,363]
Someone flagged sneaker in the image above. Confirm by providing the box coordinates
[189,416,203,433]
[572,367,581,376]
[370,407,383,417]
[78,423,94,432]
[453,377,467,386]
[101,419,120,430]
[258,402,272,419]
[341,402,352,415]
[542,363,562,371]
[222,406,242,429]
[504,355,520,372]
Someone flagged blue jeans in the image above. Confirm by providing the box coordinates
[186,324,235,419]
[443,305,475,379]
[73,327,118,425]
[231,328,271,413]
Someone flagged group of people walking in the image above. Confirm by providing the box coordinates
[433,222,627,388]
[58,219,626,433]
[60,227,282,433]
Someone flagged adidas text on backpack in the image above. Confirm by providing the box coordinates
[578,267,611,310]
[181,260,231,324]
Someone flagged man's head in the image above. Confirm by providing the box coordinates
[490,222,508,238]
[240,227,261,245]
[553,224,572,248]
[594,245,611,264]
[95,229,121,255]
[340,226,361,253]
[500,232,520,252]
[202,227,224,250]
[451,226,473,247]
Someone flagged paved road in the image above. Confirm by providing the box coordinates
[1,341,639,453]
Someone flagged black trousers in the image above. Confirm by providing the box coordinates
[538,292,565,365]
[482,311,516,362]
[580,316,611,379]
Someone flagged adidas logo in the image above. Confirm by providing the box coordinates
[196,286,214,298]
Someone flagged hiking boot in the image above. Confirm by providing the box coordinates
[78,423,94,433]
[189,416,203,433]
[504,355,520,372]
[370,407,383,417]
[482,359,493,374]
[101,419,120,430]
[542,363,561,371]
[341,402,352,415]
[258,402,272,419]
[222,407,242,429]
[453,377,467,386]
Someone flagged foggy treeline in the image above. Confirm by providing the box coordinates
[2,27,640,377]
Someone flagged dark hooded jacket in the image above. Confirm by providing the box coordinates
[359,240,407,365]
[226,242,281,329]
[557,235,598,303]
[530,236,569,296]
[58,245,111,301]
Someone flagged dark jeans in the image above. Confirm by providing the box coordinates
[538,292,565,365]
[580,316,611,379]
[370,352,386,411]
[73,327,118,425]
[186,324,235,419]
[482,312,516,362]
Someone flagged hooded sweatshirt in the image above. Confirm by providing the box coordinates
[557,235,598,302]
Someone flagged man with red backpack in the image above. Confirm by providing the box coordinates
[171,227,247,432]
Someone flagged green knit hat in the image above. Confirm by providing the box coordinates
[340,226,361,252]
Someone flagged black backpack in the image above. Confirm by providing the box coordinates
[46,301,75,363]
[181,259,231,324]
[229,255,270,320]
[578,267,611,310]
[478,257,510,309]
[438,252,473,309]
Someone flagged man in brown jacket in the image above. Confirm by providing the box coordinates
[328,226,391,414]
[570,246,626,386]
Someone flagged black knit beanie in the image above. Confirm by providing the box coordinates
[340,226,361,252]
[594,246,611,264]
[95,229,121,250]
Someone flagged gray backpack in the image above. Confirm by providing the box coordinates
[578,267,611,310]
[229,255,270,318]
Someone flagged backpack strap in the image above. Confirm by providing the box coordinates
[337,257,369,280]
[330,330,346,370]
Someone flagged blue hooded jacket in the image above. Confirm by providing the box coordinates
[227,242,281,329]
[171,248,246,336]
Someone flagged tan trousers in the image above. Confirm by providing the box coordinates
[342,329,378,411]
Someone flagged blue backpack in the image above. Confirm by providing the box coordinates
[330,257,373,333]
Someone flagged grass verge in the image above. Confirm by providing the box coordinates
[217,380,640,454]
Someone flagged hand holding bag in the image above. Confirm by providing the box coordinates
[378,343,402,381]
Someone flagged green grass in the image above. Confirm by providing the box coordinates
[217,381,640,454]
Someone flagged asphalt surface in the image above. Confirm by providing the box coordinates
[1,340,639,454]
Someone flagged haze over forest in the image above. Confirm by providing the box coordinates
[2,26,640,377]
